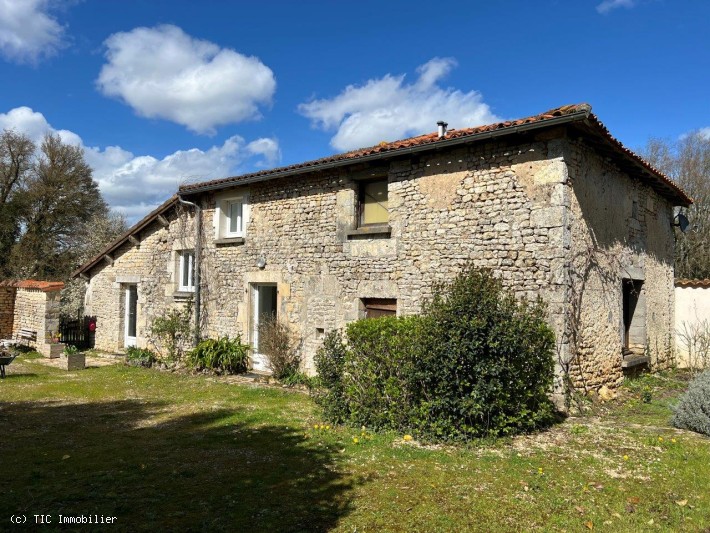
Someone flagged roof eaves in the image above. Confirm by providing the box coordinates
[71,196,179,278]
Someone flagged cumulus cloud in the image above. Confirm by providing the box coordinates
[97,25,276,135]
[0,0,66,63]
[596,0,637,14]
[298,57,500,152]
[0,106,279,222]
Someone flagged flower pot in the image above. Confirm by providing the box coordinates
[61,353,85,371]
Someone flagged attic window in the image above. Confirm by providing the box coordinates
[359,179,388,226]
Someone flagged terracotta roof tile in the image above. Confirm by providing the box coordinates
[0,279,64,291]
[178,103,691,206]
[675,279,710,288]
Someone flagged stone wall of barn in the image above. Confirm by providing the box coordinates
[563,140,676,393]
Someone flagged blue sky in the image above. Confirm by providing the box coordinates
[1,0,708,222]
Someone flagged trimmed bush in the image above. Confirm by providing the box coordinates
[188,336,250,374]
[342,316,423,430]
[313,265,557,441]
[313,330,349,423]
[415,266,556,439]
[125,346,157,368]
[672,370,710,436]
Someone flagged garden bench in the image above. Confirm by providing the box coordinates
[17,328,37,346]
[0,352,18,378]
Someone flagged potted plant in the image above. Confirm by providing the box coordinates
[61,344,85,371]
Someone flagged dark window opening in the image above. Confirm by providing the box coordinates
[362,298,397,318]
[622,279,644,353]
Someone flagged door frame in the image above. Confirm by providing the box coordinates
[250,283,277,372]
[124,285,137,348]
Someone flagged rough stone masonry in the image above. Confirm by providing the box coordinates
[75,105,690,405]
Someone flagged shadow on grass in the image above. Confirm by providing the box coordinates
[0,400,355,532]
[0,373,38,379]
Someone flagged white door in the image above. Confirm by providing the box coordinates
[251,284,277,372]
[124,285,138,347]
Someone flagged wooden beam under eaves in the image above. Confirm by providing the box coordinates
[79,273,90,281]
[103,254,114,266]
[156,214,170,228]
[128,235,140,246]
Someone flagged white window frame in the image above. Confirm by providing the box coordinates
[178,250,195,292]
[215,193,249,239]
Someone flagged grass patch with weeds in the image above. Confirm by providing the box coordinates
[1,357,709,531]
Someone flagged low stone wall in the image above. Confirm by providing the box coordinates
[675,280,710,369]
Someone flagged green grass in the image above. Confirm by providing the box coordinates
[2,354,709,532]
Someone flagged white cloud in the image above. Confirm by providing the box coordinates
[97,25,276,135]
[596,0,637,14]
[0,106,279,223]
[298,57,500,152]
[0,0,65,63]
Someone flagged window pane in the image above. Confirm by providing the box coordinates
[181,252,195,289]
[361,180,388,225]
[229,201,242,234]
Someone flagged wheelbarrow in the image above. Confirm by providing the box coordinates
[0,352,18,378]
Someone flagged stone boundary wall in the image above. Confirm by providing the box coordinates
[1,281,64,355]
[0,285,15,339]
[675,281,710,369]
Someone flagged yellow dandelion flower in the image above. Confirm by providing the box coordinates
[658,437,664,442]
[403,434,413,442]
[671,438,677,443]
[313,424,319,429]
[538,468,544,474]
[353,437,359,444]
[325,425,330,430]
[623,455,629,461]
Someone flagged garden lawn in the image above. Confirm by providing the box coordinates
[1,353,709,532]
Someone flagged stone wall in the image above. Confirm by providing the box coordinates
[563,140,676,392]
[0,285,15,339]
[9,285,63,354]
[83,129,677,397]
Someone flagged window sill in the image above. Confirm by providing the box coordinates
[215,237,245,246]
[172,290,195,300]
[346,224,391,239]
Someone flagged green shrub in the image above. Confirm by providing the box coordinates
[342,316,423,430]
[187,336,250,374]
[313,265,557,441]
[672,369,710,436]
[313,330,349,423]
[125,346,157,368]
[416,266,556,439]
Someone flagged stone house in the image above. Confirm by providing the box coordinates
[73,103,691,401]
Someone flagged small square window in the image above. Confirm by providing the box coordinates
[359,179,388,226]
[178,250,195,292]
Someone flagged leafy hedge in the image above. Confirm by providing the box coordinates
[313,266,556,441]
[187,336,250,374]
[672,369,710,437]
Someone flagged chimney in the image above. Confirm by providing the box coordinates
[437,121,448,138]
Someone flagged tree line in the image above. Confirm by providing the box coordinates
[0,129,126,292]
[641,131,710,280]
